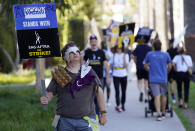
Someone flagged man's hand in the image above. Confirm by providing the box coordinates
[99,113,107,126]
[40,96,49,105]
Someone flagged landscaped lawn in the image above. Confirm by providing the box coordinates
[0,86,56,131]
[0,69,52,85]
[171,81,195,131]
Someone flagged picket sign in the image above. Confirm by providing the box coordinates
[13,3,60,110]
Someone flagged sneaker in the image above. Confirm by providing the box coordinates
[144,99,148,103]
[115,106,122,112]
[183,103,188,109]
[122,105,125,111]
[161,114,166,120]
[139,93,143,102]
[172,99,176,104]
[106,102,111,106]
[156,115,162,121]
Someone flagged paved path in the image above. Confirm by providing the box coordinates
[100,61,186,131]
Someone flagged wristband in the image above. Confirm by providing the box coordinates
[100,110,107,114]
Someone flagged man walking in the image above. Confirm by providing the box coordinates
[144,40,172,121]
[133,41,152,102]
[84,35,111,116]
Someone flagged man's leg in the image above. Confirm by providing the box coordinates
[138,79,143,102]
[154,95,161,115]
[144,79,148,102]
[136,69,143,102]
[161,96,167,115]
[154,95,162,121]
[150,83,162,121]
[169,80,176,103]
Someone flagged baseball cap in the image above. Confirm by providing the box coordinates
[89,34,97,40]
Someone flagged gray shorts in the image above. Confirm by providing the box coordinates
[150,83,168,96]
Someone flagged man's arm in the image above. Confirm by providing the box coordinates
[40,92,54,105]
[144,63,150,71]
[96,86,107,125]
[103,60,111,84]
[167,63,172,72]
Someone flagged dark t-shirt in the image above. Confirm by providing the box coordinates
[84,49,106,79]
[133,44,152,69]
[167,47,178,79]
[167,47,178,60]
[47,68,101,119]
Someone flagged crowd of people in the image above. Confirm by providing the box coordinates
[40,34,193,130]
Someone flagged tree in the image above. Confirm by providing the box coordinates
[0,0,101,92]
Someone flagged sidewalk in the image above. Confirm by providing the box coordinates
[100,61,186,131]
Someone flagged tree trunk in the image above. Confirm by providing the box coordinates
[0,44,17,71]
[11,28,20,71]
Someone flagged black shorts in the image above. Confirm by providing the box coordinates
[168,69,176,82]
[136,69,149,80]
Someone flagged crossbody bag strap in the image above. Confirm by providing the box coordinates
[181,55,189,67]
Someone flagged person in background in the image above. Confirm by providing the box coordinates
[167,39,178,103]
[144,40,172,121]
[83,35,111,116]
[133,41,152,103]
[101,41,113,106]
[40,41,107,130]
[173,47,193,109]
[111,44,129,112]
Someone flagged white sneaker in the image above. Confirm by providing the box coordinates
[172,99,176,104]
[161,114,166,120]
[106,102,111,106]
[156,115,162,121]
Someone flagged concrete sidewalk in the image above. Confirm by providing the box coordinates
[100,62,186,131]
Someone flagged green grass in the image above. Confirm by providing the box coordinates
[0,68,52,85]
[189,82,195,110]
[0,87,56,131]
[170,81,195,131]
[172,105,194,131]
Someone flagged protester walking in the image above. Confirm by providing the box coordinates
[167,39,178,103]
[133,41,152,102]
[144,40,172,121]
[111,45,129,112]
[101,41,113,106]
[83,35,111,116]
[40,41,107,130]
[172,47,193,109]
